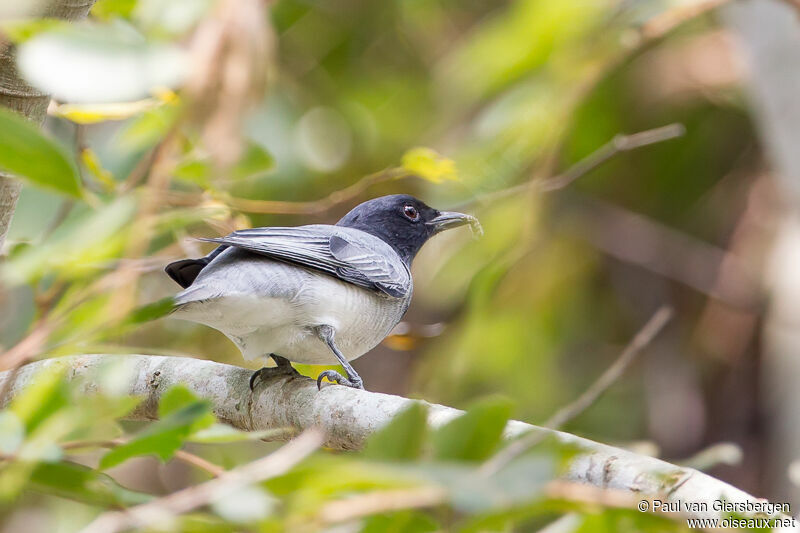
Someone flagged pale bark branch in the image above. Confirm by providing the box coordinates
[0,354,781,523]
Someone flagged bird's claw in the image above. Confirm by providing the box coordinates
[249,362,299,391]
[316,370,364,390]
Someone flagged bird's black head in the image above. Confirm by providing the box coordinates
[336,194,480,265]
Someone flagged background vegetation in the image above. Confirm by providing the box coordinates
[0,0,793,531]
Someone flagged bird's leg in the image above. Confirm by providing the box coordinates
[249,354,300,391]
[314,325,365,390]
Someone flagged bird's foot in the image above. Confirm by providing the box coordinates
[316,370,364,390]
[249,355,299,391]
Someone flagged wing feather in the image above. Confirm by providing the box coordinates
[200,225,411,298]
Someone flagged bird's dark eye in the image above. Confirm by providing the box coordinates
[403,205,419,221]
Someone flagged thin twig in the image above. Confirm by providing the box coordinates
[119,146,159,193]
[61,439,226,478]
[73,124,90,190]
[168,124,682,219]
[79,429,324,533]
[572,197,762,309]
[538,124,686,191]
[544,306,673,428]
[639,0,731,41]
[166,167,408,215]
[461,124,685,211]
[225,167,407,214]
[544,480,640,509]
[108,127,181,321]
[0,320,52,372]
[319,487,448,526]
[41,200,74,241]
[480,306,673,476]
[675,442,742,471]
[455,0,725,212]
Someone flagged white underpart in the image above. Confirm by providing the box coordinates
[172,249,411,364]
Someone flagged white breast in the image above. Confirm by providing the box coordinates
[172,250,411,365]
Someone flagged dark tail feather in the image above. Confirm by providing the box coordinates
[165,245,228,288]
[165,259,208,288]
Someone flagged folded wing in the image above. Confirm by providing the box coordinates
[200,225,411,298]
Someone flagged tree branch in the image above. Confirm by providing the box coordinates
[537,124,686,192]
[0,354,781,522]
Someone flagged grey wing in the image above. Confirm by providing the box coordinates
[200,225,411,298]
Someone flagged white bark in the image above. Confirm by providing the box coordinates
[0,354,786,524]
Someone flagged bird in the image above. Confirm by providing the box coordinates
[165,194,481,391]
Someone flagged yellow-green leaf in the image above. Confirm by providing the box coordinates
[80,148,115,190]
[91,0,138,20]
[50,99,162,124]
[0,19,68,44]
[401,147,458,183]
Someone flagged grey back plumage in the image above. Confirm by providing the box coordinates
[199,225,412,298]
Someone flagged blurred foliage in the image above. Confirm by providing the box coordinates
[0,107,81,197]
[0,0,770,530]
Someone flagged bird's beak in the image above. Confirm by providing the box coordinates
[427,211,483,237]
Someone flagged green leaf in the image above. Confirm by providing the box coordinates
[29,460,152,507]
[419,456,553,514]
[99,389,215,470]
[118,101,181,152]
[432,397,513,462]
[3,197,137,286]
[91,0,139,20]
[9,365,69,434]
[174,158,212,186]
[158,384,216,432]
[231,142,275,180]
[0,19,69,44]
[363,403,428,461]
[574,507,683,533]
[401,147,458,183]
[440,0,608,104]
[99,403,207,469]
[0,107,81,197]
[173,141,274,187]
[362,511,439,533]
[126,297,176,325]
